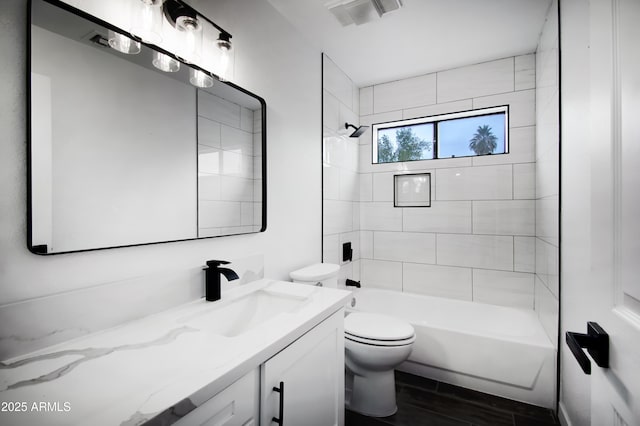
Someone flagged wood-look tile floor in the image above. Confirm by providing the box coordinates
[346,371,560,426]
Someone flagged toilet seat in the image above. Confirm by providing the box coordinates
[345,313,415,346]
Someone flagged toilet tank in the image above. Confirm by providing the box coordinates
[290,263,340,288]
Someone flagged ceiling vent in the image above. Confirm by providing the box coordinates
[325,0,403,26]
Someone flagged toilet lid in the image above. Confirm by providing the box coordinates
[344,313,415,341]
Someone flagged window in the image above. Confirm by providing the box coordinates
[372,106,508,164]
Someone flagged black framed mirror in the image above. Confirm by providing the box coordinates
[28,0,266,255]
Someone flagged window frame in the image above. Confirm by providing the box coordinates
[371,105,509,164]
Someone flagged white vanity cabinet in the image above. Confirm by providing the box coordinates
[174,368,259,426]
[260,309,345,426]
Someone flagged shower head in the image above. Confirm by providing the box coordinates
[345,122,369,138]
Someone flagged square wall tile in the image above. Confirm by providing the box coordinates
[373,231,436,264]
[323,165,340,201]
[360,202,402,231]
[472,200,535,236]
[437,234,513,271]
[535,237,559,298]
[514,163,536,199]
[402,99,473,120]
[403,201,472,234]
[361,259,402,290]
[436,165,512,201]
[360,86,373,116]
[198,92,241,127]
[198,174,221,201]
[403,263,472,301]
[514,237,535,273]
[437,58,514,103]
[515,54,536,91]
[323,200,353,235]
[220,176,253,202]
[222,125,253,156]
[535,276,559,347]
[536,196,559,246]
[473,89,536,128]
[198,118,221,148]
[360,230,374,259]
[340,169,359,202]
[359,173,373,202]
[373,73,436,113]
[323,234,340,265]
[373,172,395,202]
[472,269,535,309]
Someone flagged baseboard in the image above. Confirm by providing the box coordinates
[558,401,573,426]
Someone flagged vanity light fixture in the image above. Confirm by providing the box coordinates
[163,0,202,63]
[130,0,163,44]
[152,51,180,72]
[216,32,232,81]
[189,68,214,88]
[107,29,141,54]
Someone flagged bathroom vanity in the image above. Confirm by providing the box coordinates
[0,280,350,425]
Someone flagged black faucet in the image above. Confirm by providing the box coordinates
[204,260,239,301]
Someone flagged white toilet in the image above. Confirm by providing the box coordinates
[290,263,416,418]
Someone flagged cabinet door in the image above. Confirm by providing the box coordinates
[175,368,259,426]
[261,310,345,426]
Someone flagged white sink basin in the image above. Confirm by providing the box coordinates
[180,288,311,337]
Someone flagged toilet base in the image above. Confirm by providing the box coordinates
[346,369,397,417]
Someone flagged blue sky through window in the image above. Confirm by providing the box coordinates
[437,113,505,158]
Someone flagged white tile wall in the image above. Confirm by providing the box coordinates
[515,54,536,91]
[473,89,536,128]
[373,231,436,264]
[535,276,559,348]
[437,58,514,103]
[323,200,353,235]
[403,263,472,300]
[437,234,513,271]
[360,202,402,231]
[361,259,402,290]
[436,165,513,201]
[403,201,472,234]
[473,200,535,236]
[198,91,241,128]
[373,73,436,113]
[339,54,542,310]
[359,86,373,116]
[513,163,536,199]
[472,269,535,309]
[514,237,536,273]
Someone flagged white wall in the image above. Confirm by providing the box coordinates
[356,56,537,309]
[0,0,321,359]
[559,0,593,424]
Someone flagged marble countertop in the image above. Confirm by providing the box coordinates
[0,279,351,425]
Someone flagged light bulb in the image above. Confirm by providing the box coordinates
[152,51,180,72]
[189,69,213,88]
[176,16,202,63]
[216,34,232,81]
[130,0,163,44]
[108,30,141,54]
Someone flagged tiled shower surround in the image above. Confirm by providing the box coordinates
[323,54,540,311]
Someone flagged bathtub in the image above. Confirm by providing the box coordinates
[346,288,556,408]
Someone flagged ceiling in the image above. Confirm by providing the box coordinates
[266,0,553,87]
